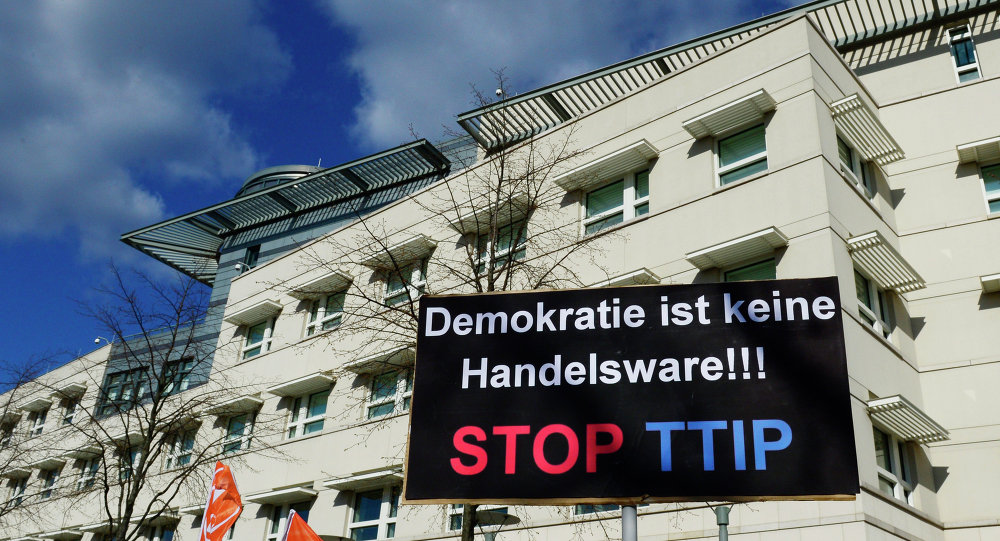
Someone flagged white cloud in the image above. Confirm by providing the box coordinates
[0,1,291,260]
[317,0,785,149]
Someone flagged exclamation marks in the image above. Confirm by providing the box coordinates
[726,347,766,380]
[756,346,765,379]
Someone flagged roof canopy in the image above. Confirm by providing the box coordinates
[457,0,998,150]
[121,140,449,285]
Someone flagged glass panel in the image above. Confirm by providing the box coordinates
[308,303,319,324]
[952,39,976,67]
[855,271,873,309]
[634,170,649,198]
[292,502,311,522]
[307,391,328,417]
[371,372,398,401]
[586,180,624,218]
[990,199,1000,214]
[724,259,776,282]
[635,202,649,216]
[878,475,896,498]
[303,419,323,435]
[585,212,623,234]
[719,125,766,167]
[350,526,378,541]
[389,486,400,518]
[353,490,383,522]
[386,523,395,538]
[958,68,980,82]
[290,398,302,422]
[719,158,767,185]
[873,427,892,472]
[246,322,267,346]
[983,165,1000,197]
[325,292,345,316]
[837,136,852,167]
[228,414,247,439]
[368,403,395,419]
[450,514,463,531]
[270,507,282,534]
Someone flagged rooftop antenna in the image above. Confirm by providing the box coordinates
[317,158,322,167]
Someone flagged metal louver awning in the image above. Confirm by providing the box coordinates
[830,94,904,165]
[265,372,335,397]
[458,0,998,150]
[868,395,949,443]
[323,467,404,491]
[682,90,776,139]
[121,140,450,286]
[957,135,1000,164]
[847,231,925,293]
[244,486,318,505]
[686,227,789,270]
[223,299,283,327]
[553,140,659,192]
[358,234,437,268]
[288,270,353,300]
[343,346,415,374]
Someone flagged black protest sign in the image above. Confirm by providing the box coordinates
[403,277,858,504]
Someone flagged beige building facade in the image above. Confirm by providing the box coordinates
[2,1,1000,540]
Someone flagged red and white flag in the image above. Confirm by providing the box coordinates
[198,461,243,541]
[280,510,322,541]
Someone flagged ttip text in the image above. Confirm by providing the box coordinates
[450,419,792,475]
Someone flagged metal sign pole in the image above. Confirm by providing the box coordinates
[622,505,637,541]
[715,504,731,541]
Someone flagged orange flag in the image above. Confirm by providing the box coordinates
[199,461,243,541]
[280,510,322,541]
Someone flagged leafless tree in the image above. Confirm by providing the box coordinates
[0,266,287,541]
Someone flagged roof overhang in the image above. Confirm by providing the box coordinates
[358,235,437,269]
[29,457,66,470]
[685,227,789,269]
[830,94,904,166]
[590,268,662,287]
[223,300,283,327]
[448,193,533,234]
[51,382,87,399]
[868,395,949,444]
[956,135,1000,164]
[265,372,334,397]
[179,504,206,516]
[40,531,83,541]
[847,231,925,293]
[682,90,776,139]
[288,271,353,300]
[554,140,659,192]
[120,140,450,285]
[322,467,403,491]
[205,394,264,416]
[457,1,997,150]
[244,486,318,505]
[981,273,1000,293]
[0,467,31,479]
[343,347,415,374]
[62,444,103,460]
[19,397,53,412]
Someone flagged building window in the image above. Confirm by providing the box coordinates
[448,504,508,531]
[350,486,399,541]
[384,260,427,307]
[164,431,195,469]
[40,467,60,499]
[583,169,649,235]
[574,504,620,515]
[223,412,254,454]
[287,390,328,439]
[874,426,913,504]
[99,368,150,416]
[62,398,79,426]
[241,245,260,272]
[367,370,412,419]
[718,125,767,185]
[144,526,175,541]
[724,259,776,282]
[27,408,48,437]
[855,270,892,339]
[837,136,876,198]
[119,447,141,482]
[162,358,194,396]
[476,220,527,274]
[243,319,274,359]
[8,478,27,506]
[981,163,1000,214]
[267,502,311,541]
[306,291,345,336]
[0,424,13,448]
[77,458,99,490]
[948,25,980,83]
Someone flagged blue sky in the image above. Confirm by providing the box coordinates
[0,0,792,370]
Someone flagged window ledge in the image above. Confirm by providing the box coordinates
[579,213,651,241]
[714,168,769,193]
